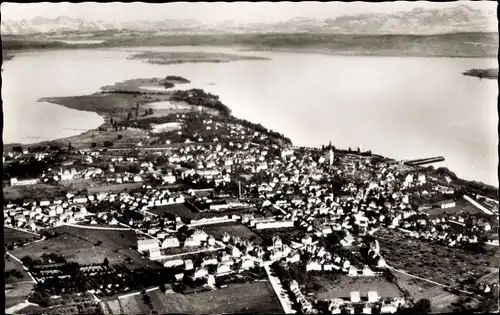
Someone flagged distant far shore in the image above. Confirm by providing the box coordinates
[2,31,498,59]
[462,68,499,79]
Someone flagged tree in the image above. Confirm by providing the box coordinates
[91,142,97,148]
[414,298,432,313]
[159,283,167,293]
[103,257,109,266]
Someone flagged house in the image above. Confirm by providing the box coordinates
[133,175,143,182]
[192,268,208,279]
[440,200,456,209]
[201,257,218,267]
[10,178,39,186]
[39,200,51,207]
[287,252,301,264]
[241,259,255,270]
[138,238,160,253]
[184,259,194,270]
[162,175,176,184]
[362,265,375,277]
[341,234,355,247]
[216,263,232,275]
[255,220,294,229]
[302,235,313,245]
[162,236,180,248]
[53,197,64,205]
[191,230,208,242]
[306,260,322,271]
[73,196,88,204]
[232,247,241,258]
[381,303,398,314]
[367,291,379,303]
[184,236,201,247]
[164,259,184,268]
[174,273,184,281]
[149,248,162,259]
[350,291,361,303]
[348,266,358,277]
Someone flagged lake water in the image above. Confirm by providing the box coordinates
[2,46,497,186]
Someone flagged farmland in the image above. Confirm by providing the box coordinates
[4,254,33,284]
[149,203,197,219]
[102,281,283,314]
[202,222,264,244]
[86,182,143,193]
[5,282,35,309]
[311,275,402,300]
[393,272,478,313]
[3,183,66,202]
[424,199,484,216]
[4,226,41,246]
[9,226,159,268]
[377,229,500,290]
[257,227,306,246]
[162,243,225,256]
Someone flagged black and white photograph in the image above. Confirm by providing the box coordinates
[1,1,498,314]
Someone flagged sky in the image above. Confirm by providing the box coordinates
[1,1,496,23]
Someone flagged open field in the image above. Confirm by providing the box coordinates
[149,203,197,219]
[5,282,35,309]
[311,275,402,300]
[40,126,150,150]
[87,182,143,193]
[256,227,306,246]
[395,272,458,312]
[4,227,41,246]
[425,199,484,216]
[377,229,500,290]
[41,92,172,119]
[10,226,158,268]
[3,183,66,201]
[4,255,33,284]
[104,281,282,314]
[202,222,263,244]
[100,77,179,92]
[162,243,224,256]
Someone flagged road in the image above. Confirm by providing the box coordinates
[159,245,226,260]
[463,195,494,215]
[264,265,296,314]
[5,225,42,237]
[6,252,37,283]
[389,267,476,295]
[62,223,130,231]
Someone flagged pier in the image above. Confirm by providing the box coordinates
[404,156,445,166]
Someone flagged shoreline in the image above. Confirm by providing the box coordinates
[241,46,499,59]
[6,76,499,191]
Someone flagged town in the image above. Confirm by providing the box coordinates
[4,85,499,315]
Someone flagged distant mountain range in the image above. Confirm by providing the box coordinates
[1,4,497,35]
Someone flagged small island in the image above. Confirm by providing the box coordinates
[462,68,498,80]
[128,51,270,65]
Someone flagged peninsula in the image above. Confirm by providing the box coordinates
[3,75,498,315]
[462,68,499,79]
